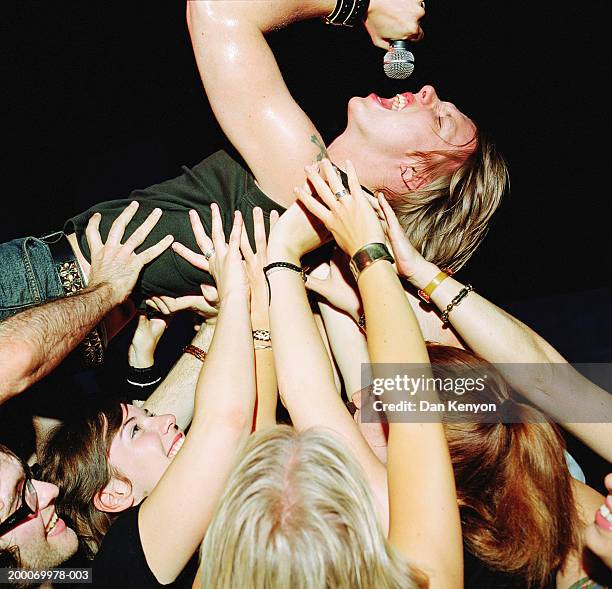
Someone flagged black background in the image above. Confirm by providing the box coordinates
[11,1,611,304]
[8,2,611,480]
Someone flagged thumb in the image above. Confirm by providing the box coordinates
[200,284,220,304]
[305,275,331,299]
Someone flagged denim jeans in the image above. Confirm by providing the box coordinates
[0,233,65,321]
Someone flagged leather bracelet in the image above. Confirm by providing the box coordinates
[183,344,207,363]
[349,243,395,281]
[440,285,473,324]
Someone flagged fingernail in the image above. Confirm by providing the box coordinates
[153,208,162,214]
[131,200,139,207]
[166,235,174,240]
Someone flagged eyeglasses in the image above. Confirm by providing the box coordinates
[0,462,42,537]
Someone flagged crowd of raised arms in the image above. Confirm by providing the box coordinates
[1,1,610,588]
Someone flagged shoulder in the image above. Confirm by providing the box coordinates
[90,506,159,587]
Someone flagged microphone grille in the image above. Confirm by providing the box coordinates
[383,48,415,80]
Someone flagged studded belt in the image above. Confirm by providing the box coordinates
[40,231,106,368]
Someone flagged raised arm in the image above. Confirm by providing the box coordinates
[140,207,255,584]
[297,160,462,588]
[266,196,389,524]
[186,0,426,207]
[142,321,216,430]
[0,203,173,403]
[240,207,280,430]
[378,194,612,463]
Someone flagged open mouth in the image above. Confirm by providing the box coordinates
[596,502,612,531]
[44,510,66,537]
[371,93,415,111]
[167,433,185,459]
[45,511,58,534]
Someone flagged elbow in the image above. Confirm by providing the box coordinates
[200,401,253,436]
[186,1,216,35]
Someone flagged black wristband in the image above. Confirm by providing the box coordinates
[263,262,306,304]
[325,0,370,27]
[125,365,162,400]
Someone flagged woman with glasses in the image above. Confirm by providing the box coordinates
[0,444,79,571]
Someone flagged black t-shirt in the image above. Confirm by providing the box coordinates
[64,150,286,301]
[85,505,199,589]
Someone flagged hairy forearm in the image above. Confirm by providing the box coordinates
[144,324,215,430]
[0,283,113,402]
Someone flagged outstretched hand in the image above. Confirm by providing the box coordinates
[296,159,386,258]
[86,201,174,306]
[376,194,434,285]
[145,286,220,323]
[365,0,425,50]
[240,207,279,327]
[172,204,249,302]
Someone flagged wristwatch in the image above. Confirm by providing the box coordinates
[349,243,395,280]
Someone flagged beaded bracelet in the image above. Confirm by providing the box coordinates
[263,262,306,281]
[263,261,306,304]
[440,285,473,324]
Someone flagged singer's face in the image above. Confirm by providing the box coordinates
[345,85,476,158]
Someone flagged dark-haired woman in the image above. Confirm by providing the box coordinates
[42,208,256,587]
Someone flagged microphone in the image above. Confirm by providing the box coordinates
[383,40,415,79]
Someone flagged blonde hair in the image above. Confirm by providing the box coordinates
[199,426,426,589]
[388,128,509,272]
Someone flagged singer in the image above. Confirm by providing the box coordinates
[0,0,506,351]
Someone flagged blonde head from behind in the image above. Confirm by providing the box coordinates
[199,426,426,589]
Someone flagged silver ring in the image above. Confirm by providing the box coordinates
[203,247,216,261]
[334,189,348,200]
